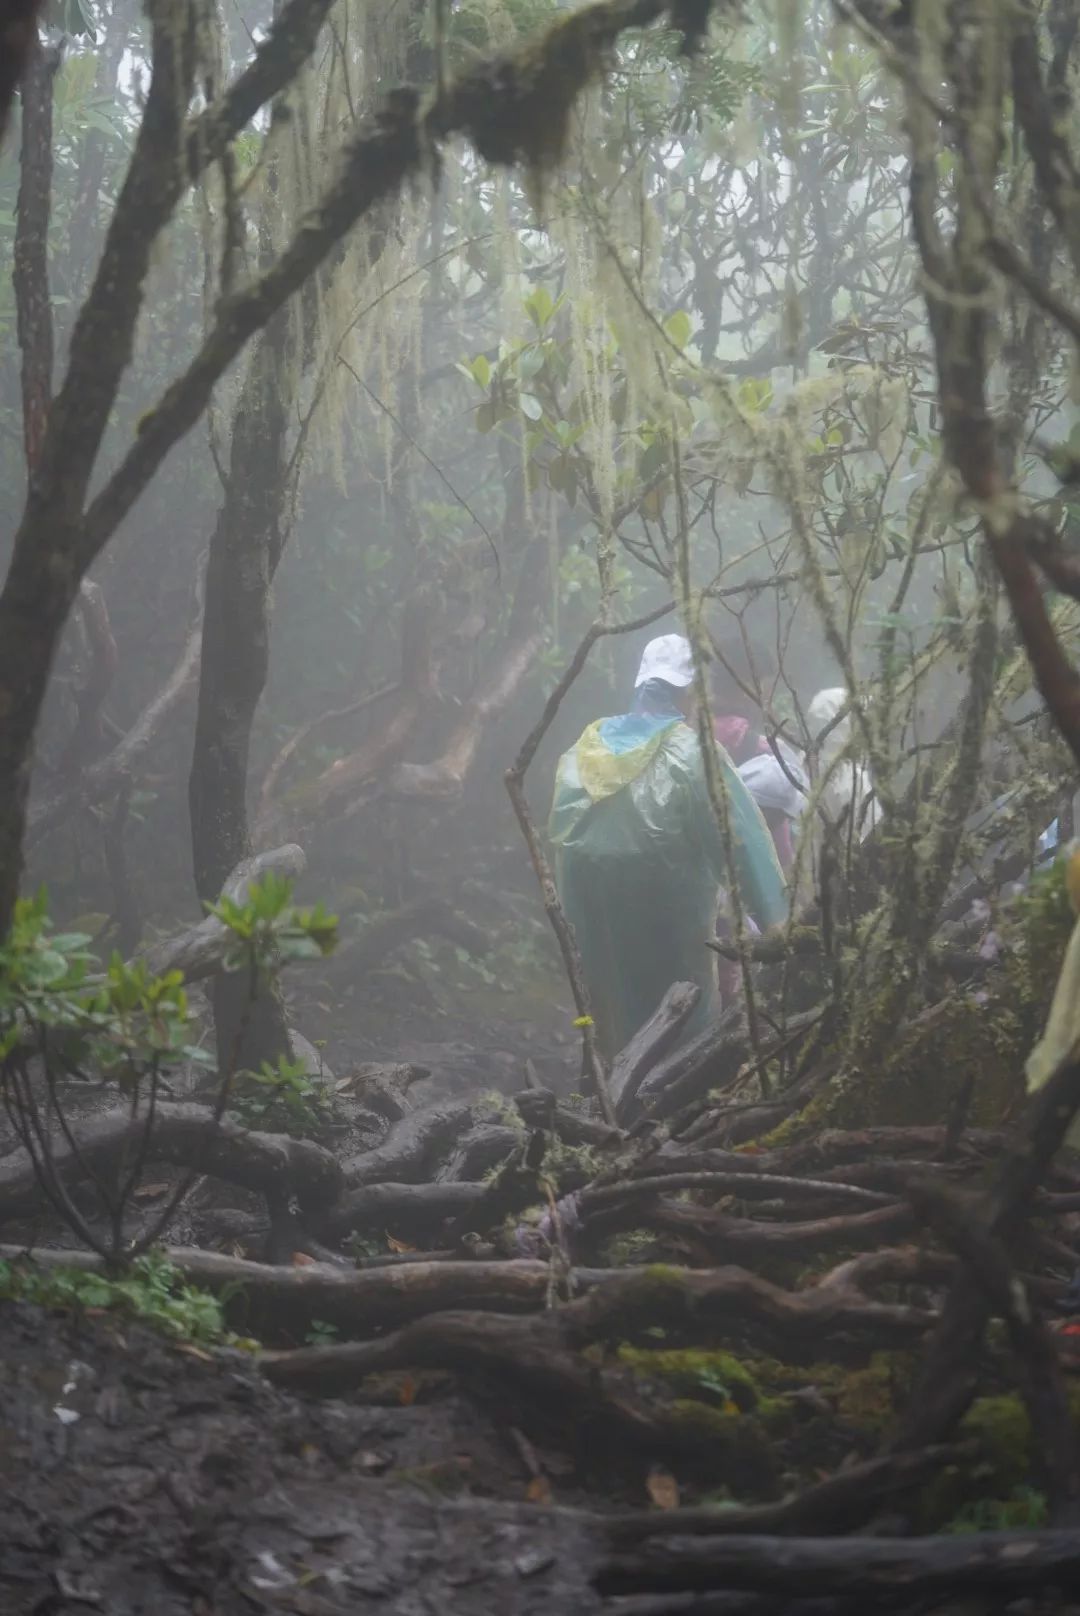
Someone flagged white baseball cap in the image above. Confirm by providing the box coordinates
[635,633,695,689]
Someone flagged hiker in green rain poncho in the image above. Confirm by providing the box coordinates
[549,634,788,1062]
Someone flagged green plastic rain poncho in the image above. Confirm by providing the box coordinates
[549,674,787,1062]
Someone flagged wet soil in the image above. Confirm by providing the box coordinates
[0,1299,605,1615]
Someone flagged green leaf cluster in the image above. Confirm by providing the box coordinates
[0,1251,230,1345]
[0,879,337,1098]
[209,872,338,971]
[0,891,199,1081]
[231,1054,332,1139]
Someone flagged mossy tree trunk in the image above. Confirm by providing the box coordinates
[188,312,296,1079]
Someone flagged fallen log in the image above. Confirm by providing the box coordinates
[611,982,700,1123]
[0,1101,343,1224]
[594,1528,1080,1599]
[332,1062,431,1122]
[259,1255,937,1476]
[644,1128,1005,1183]
[559,1260,934,1352]
[445,1136,544,1243]
[814,1245,956,1294]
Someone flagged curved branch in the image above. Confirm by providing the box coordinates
[0,1101,343,1227]
[27,605,202,845]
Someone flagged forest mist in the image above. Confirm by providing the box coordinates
[2,0,1032,1055]
[6,0,1080,1607]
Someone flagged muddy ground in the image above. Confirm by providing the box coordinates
[0,941,638,1613]
[0,1299,611,1615]
[8,920,1080,1612]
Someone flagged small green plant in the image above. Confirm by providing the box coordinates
[0,889,203,1076]
[232,1054,333,1138]
[209,872,338,970]
[0,880,338,1259]
[0,1252,232,1345]
[305,1318,340,1347]
[347,1232,383,1262]
[943,1486,1048,1535]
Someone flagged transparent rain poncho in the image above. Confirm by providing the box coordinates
[549,709,787,1062]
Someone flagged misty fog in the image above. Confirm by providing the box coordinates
[3,0,1080,1607]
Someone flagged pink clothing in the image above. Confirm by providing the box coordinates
[713,715,766,761]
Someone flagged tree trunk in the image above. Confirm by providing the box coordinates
[188,314,295,1077]
[0,548,78,934]
[0,0,44,151]
[0,33,63,933]
[13,31,56,469]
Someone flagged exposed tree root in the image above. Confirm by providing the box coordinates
[260,1253,936,1393]
[597,1446,959,1542]
[344,1097,479,1185]
[894,1055,1080,1459]
[0,1101,343,1221]
[0,1245,571,1338]
[318,1179,485,1243]
[595,1528,1080,1599]
[593,1197,913,1260]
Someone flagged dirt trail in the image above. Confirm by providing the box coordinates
[0,1300,605,1615]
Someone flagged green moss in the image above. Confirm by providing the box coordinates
[745,1351,916,1436]
[919,1387,1080,1527]
[541,1135,604,1184]
[961,1392,1033,1488]
[617,1345,759,1410]
[831,1353,913,1434]
[638,1263,695,1295]
[756,1093,830,1150]
[755,863,1074,1144]
[754,1393,794,1432]
[919,1394,1037,1527]
[668,1396,745,1434]
[603,1230,666,1266]
[614,1347,918,1440]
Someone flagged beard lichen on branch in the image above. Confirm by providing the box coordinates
[427,0,726,182]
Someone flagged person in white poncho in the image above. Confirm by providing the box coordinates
[805,687,878,844]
